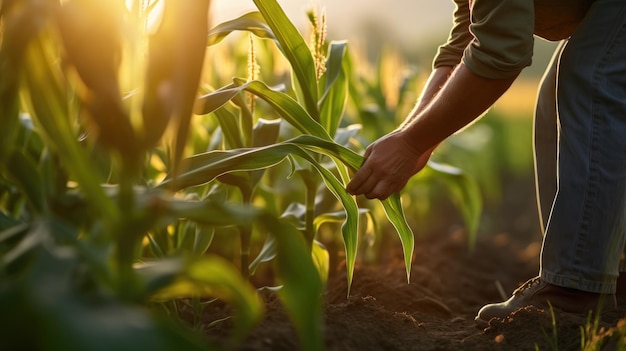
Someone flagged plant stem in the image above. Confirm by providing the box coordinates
[240,188,253,278]
[303,173,318,249]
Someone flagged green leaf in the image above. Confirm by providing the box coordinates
[22,34,118,222]
[139,256,264,341]
[381,194,414,283]
[207,11,275,46]
[257,215,323,351]
[213,103,245,149]
[251,0,319,119]
[0,239,211,351]
[159,196,259,228]
[195,83,240,116]
[287,134,362,170]
[233,79,331,140]
[248,234,276,276]
[252,118,282,148]
[156,146,289,191]
[319,41,349,138]
[5,150,45,213]
[426,161,482,250]
[311,240,329,287]
[176,221,215,257]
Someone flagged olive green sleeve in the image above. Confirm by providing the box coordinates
[433,0,473,69]
[433,0,535,79]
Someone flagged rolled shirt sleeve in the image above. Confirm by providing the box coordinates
[434,0,535,79]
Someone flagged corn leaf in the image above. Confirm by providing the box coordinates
[248,235,276,276]
[213,105,245,149]
[207,11,275,46]
[139,256,263,341]
[287,134,362,170]
[177,222,215,257]
[1,234,210,351]
[233,79,331,140]
[5,150,45,213]
[252,0,319,119]
[195,83,240,115]
[156,146,288,191]
[257,214,323,351]
[319,41,349,138]
[381,194,414,282]
[22,35,117,222]
[197,80,331,140]
[424,161,482,250]
[312,240,329,287]
[253,118,282,148]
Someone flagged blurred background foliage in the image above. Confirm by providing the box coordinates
[0,0,555,350]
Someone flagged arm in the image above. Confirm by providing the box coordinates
[346,63,518,200]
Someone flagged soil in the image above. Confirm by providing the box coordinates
[196,176,626,351]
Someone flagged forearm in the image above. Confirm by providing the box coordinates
[400,66,454,128]
[401,63,518,153]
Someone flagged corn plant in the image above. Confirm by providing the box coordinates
[163,0,422,301]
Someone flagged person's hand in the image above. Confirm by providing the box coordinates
[346,130,432,200]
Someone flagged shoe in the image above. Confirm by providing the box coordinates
[475,277,616,326]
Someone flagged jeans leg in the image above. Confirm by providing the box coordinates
[534,42,565,234]
[540,0,626,294]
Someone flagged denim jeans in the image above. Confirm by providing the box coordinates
[534,0,626,294]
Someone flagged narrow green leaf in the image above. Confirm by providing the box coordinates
[312,240,329,287]
[252,118,282,148]
[22,35,118,222]
[191,227,215,256]
[160,197,259,228]
[197,80,332,140]
[5,150,45,213]
[248,235,276,276]
[207,11,275,46]
[233,79,331,140]
[319,41,349,137]
[194,83,240,115]
[286,151,359,296]
[140,256,264,341]
[251,0,319,119]
[176,222,215,257]
[213,106,245,149]
[257,215,323,351]
[381,194,414,283]
[287,134,362,170]
[426,161,482,250]
[229,92,255,148]
[156,146,289,190]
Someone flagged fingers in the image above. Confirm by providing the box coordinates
[362,146,373,163]
[346,163,372,195]
[347,159,404,200]
[346,133,424,200]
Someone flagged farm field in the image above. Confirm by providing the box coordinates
[200,178,626,351]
